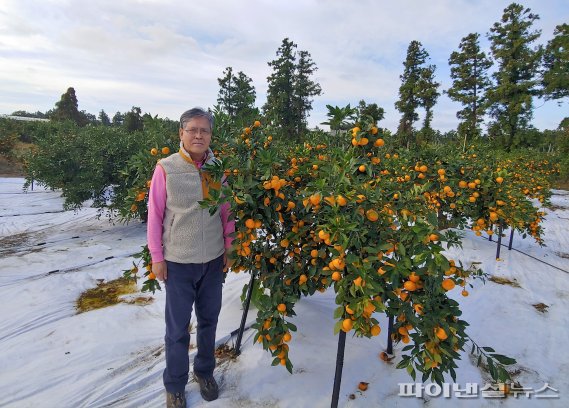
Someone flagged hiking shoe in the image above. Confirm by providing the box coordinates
[166,391,187,408]
[193,373,219,401]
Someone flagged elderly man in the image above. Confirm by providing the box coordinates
[147,107,234,407]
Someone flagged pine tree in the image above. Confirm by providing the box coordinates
[395,41,437,148]
[123,106,143,132]
[264,38,298,137]
[486,3,542,151]
[112,111,124,127]
[264,38,321,140]
[292,50,322,136]
[50,87,88,126]
[217,67,257,127]
[447,33,493,148]
[543,23,569,102]
[217,67,237,117]
[99,110,111,126]
[418,64,440,134]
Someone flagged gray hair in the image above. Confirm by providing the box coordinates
[179,107,214,130]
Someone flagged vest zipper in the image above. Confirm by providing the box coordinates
[200,170,206,261]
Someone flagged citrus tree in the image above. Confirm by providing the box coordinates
[115,115,556,385]
[195,118,530,384]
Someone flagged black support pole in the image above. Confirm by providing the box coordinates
[508,228,515,250]
[496,224,503,260]
[386,314,394,354]
[234,273,255,356]
[331,329,347,408]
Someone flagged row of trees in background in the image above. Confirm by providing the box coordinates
[216,3,567,152]
[216,38,322,141]
[395,4,567,151]
[11,87,177,134]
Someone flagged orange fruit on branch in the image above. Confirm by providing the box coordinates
[441,279,456,291]
[435,327,448,340]
[370,325,381,336]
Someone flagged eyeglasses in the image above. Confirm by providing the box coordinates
[183,128,211,137]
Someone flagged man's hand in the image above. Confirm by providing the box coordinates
[152,260,167,281]
[223,249,234,272]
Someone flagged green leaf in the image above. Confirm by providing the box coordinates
[333,306,344,319]
[285,359,293,374]
[497,365,510,382]
[450,366,457,382]
[490,353,516,365]
[333,320,342,335]
[482,346,495,353]
[487,357,496,379]
[396,357,409,369]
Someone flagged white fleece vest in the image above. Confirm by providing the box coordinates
[159,152,224,264]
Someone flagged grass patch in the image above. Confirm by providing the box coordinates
[552,179,569,191]
[489,275,521,288]
[0,232,31,256]
[215,344,239,363]
[547,204,568,211]
[532,303,549,313]
[76,277,143,313]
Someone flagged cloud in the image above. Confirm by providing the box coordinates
[0,0,567,130]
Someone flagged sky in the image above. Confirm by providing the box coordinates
[1,0,567,133]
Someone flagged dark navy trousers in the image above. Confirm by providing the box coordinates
[163,255,224,393]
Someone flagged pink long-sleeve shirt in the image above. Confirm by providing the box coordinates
[147,160,234,263]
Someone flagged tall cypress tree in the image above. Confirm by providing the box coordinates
[112,111,124,127]
[50,87,88,126]
[264,38,321,140]
[217,67,257,125]
[292,50,322,136]
[418,64,440,135]
[234,71,257,124]
[543,23,569,102]
[99,109,111,126]
[217,67,237,117]
[395,41,437,148]
[123,106,143,132]
[447,33,492,147]
[486,3,542,151]
[264,38,297,137]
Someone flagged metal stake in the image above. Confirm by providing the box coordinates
[386,314,394,354]
[234,273,255,355]
[508,228,514,250]
[331,329,347,408]
[496,224,503,260]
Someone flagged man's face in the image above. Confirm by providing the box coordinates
[179,116,212,161]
